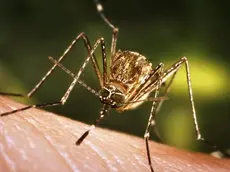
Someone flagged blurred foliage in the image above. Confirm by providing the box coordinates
[1,0,230,154]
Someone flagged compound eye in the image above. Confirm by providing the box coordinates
[111,93,125,104]
[99,89,110,98]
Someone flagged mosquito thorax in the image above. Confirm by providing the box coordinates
[99,85,125,108]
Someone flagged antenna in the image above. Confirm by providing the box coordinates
[94,0,115,29]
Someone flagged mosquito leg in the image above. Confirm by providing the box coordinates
[49,38,108,88]
[0,92,24,97]
[0,37,106,117]
[163,57,224,153]
[29,33,103,98]
[144,92,161,172]
[148,70,179,143]
[48,56,99,97]
[155,72,177,114]
[0,32,103,99]
[0,78,98,98]
[144,65,164,172]
[76,104,110,145]
[0,49,94,116]
[54,37,107,107]
[151,71,178,142]
[0,101,61,117]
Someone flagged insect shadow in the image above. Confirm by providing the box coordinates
[0,0,227,171]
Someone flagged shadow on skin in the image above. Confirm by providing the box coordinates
[0,96,229,172]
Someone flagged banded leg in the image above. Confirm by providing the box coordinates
[48,56,99,97]
[145,70,178,144]
[0,32,103,100]
[0,92,24,97]
[163,57,221,150]
[152,70,178,141]
[144,57,228,172]
[0,37,107,117]
[48,38,110,145]
[50,37,107,106]
[26,32,104,96]
[144,64,164,172]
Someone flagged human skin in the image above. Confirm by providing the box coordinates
[0,96,230,172]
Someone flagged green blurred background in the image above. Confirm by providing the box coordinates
[0,0,230,154]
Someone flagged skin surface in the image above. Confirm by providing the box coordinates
[0,96,230,172]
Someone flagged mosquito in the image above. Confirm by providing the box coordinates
[0,0,225,172]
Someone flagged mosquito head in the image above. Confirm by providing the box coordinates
[99,85,125,108]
